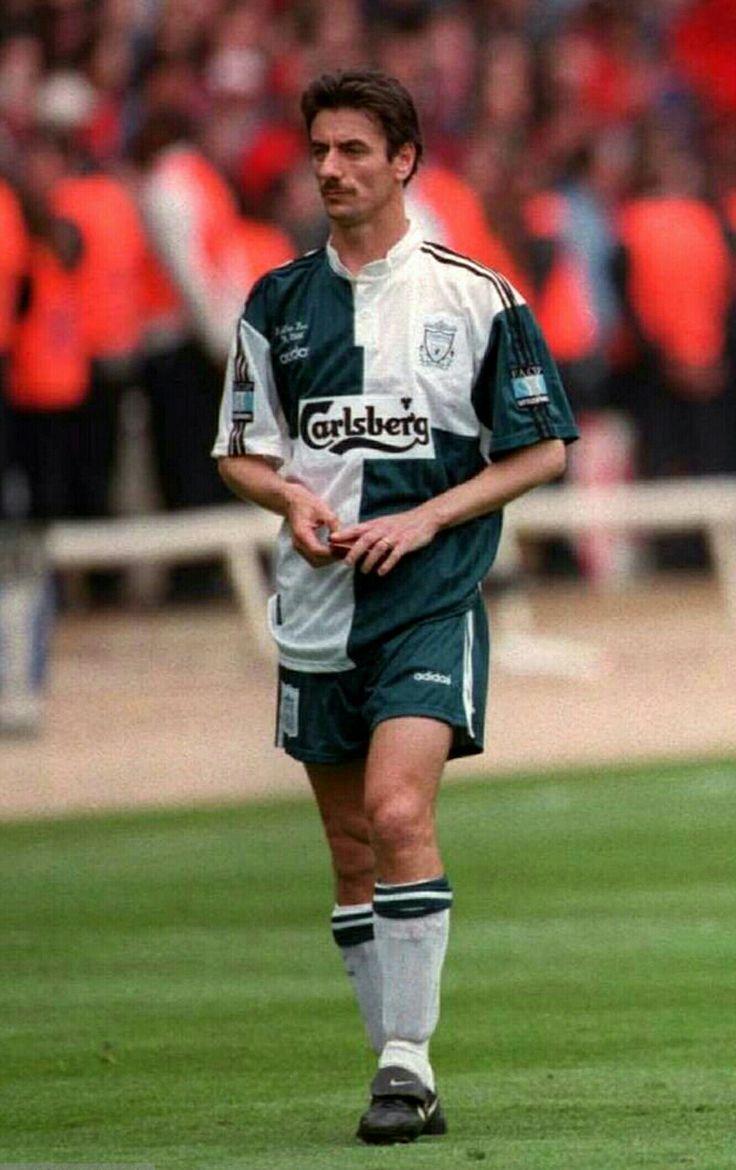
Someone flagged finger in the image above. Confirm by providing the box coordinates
[294,527,334,560]
[321,510,341,531]
[301,547,336,568]
[342,534,374,567]
[351,532,387,566]
[296,534,327,558]
[359,536,396,575]
[330,524,364,544]
[343,546,367,569]
[376,544,403,576]
[328,537,353,559]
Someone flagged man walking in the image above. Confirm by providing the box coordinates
[213,70,577,1144]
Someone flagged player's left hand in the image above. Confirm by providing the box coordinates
[330,506,439,576]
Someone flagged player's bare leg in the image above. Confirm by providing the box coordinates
[307,719,453,1140]
[307,759,374,905]
[358,716,453,1143]
[306,759,383,1053]
[363,715,450,882]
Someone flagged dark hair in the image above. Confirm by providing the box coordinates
[300,70,423,184]
[128,107,194,168]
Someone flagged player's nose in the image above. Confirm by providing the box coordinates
[318,146,343,178]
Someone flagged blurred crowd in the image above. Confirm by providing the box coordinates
[1,0,736,598]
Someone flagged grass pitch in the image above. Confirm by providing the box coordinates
[1,758,735,1170]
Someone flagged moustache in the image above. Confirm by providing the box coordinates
[321,183,353,195]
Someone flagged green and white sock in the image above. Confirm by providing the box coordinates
[331,903,384,1054]
[373,875,453,1091]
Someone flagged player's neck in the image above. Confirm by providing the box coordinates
[330,207,410,275]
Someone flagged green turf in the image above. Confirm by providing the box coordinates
[1,757,735,1169]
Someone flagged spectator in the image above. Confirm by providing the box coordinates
[0,33,44,144]
[130,106,240,599]
[131,103,293,599]
[523,143,636,582]
[0,172,27,514]
[52,130,148,602]
[616,126,736,564]
[8,133,89,522]
[1,137,86,732]
[407,160,530,292]
[0,0,734,603]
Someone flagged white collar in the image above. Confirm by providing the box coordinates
[326,220,422,281]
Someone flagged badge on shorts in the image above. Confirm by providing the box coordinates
[278,682,300,742]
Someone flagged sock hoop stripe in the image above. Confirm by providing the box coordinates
[332,915,373,931]
[374,877,452,894]
[373,889,453,903]
[373,876,453,919]
[331,908,374,924]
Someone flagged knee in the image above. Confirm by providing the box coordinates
[323,810,374,885]
[366,790,434,855]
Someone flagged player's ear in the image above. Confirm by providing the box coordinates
[393,142,415,183]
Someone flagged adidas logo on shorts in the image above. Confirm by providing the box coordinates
[413,670,452,686]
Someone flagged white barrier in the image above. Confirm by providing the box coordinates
[48,505,282,660]
[46,477,736,658]
[505,478,736,623]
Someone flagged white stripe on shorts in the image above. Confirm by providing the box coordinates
[462,607,475,737]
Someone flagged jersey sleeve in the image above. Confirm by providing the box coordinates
[471,293,578,458]
[211,288,291,465]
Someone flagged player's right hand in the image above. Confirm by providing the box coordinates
[285,483,340,568]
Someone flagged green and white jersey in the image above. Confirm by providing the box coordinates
[213,222,577,672]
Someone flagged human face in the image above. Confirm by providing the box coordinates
[309,106,414,228]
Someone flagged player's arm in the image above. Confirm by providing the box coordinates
[214,306,338,568]
[332,438,565,576]
[218,454,338,568]
[334,285,577,576]
[429,437,566,527]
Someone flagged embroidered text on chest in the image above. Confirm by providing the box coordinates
[274,320,309,364]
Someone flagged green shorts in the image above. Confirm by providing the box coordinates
[276,592,489,764]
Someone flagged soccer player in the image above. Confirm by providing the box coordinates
[213,70,578,1144]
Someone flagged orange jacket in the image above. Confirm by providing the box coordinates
[8,239,89,410]
[0,179,28,353]
[407,164,530,296]
[524,191,602,364]
[167,148,241,277]
[139,146,242,353]
[617,196,731,367]
[225,216,294,293]
[140,149,295,354]
[53,172,147,360]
